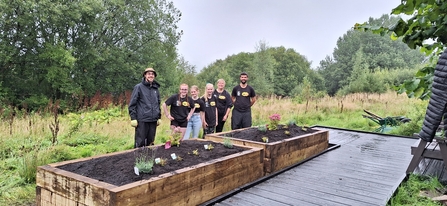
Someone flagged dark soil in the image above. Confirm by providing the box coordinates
[57,140,246,186]
[222,124,317,143]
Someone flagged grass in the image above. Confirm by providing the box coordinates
[0,91,443,205]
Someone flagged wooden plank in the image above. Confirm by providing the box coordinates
[407,139,430,173]
[280,169,393,197]
[268,130,328,157]
[268,177,385,205]
[248,185,348,206]
[206,128,329,174]
[214,196,260,206]
[269,140,328,173]
[37,139,264,206]
[36,165,114,205]
[112,156,264,205]
[109,148,264,205]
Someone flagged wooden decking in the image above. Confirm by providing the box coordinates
[203,126,418,206]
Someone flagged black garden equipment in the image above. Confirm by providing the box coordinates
[362,109,411,133]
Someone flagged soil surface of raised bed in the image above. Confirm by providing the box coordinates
[222,124,317,143]
[57,140,246,186]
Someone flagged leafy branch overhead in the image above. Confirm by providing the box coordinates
[354,1,447,100]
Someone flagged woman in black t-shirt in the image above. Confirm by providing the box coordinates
[162,84,195,139]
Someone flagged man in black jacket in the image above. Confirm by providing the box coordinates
[128,68,161,147]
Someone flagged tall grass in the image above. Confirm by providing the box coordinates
[0,91,430,205]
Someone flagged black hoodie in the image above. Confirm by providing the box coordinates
[128,78,161,122]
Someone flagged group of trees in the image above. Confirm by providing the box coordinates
[355,0,447,99]
[192,14,424,98]
[0,0,184,111]
[0,0,444,112]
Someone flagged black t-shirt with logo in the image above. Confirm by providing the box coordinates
[165,94,194,122]
[213,89,233,115]
[231,85,256,113]
[192,98,205,113]
[201,95,217,127]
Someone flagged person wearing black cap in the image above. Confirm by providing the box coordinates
[231,72,256,130]
[128,68,161,147]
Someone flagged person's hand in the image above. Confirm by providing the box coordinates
[166,114,174,121]
[223,115,228,121]
[131,120,138,127]
[157,119,161,126]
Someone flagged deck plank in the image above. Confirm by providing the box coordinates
[208,127,416,206]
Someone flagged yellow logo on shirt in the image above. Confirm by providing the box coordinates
[219,95,225,100]
[194,103,200,108]
[242,92,249,97]
[210,101,216,106]
[182,101,189,107]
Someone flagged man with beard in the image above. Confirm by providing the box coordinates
[128,68,161,147]
[231,72,256,130]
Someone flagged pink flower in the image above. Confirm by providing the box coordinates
[268,114,281,130]
[164,141,171,149]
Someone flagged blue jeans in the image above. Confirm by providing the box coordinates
[184,113,202,139]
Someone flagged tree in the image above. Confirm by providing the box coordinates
[355,1,447,99]
[269,47,311,97]
[0,0,182,110]
[320,14,424,96]
[251,41,275,96]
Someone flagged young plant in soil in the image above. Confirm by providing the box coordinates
[223,137,233,148]
[261,136,269,143]
[205,143,214,151]
[168,129,182,147]
[258,124,267,132]
[156,157,168,166]
[134,146,156,174]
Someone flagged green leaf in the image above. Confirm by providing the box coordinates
[404,78,421,92]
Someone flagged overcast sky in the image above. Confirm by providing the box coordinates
[171,0,401,70]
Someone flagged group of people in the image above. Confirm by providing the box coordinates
[128,68,257,148]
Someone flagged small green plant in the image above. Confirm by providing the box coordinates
[261,136,268,143]
[284,131,290,136]
[192,149,199,156]
[258,124,267,132]
[287,119,296,126]
[169,128,182,147]
[157,157,168,166]
[223,137,233,148]
[301,126,307,131]
[206,144,214,151]
[176,155,183,161]
[268,114,281,130]
[134,147,156,174]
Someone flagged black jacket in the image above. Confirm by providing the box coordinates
[128,78,161,122]
[419,49,447,142]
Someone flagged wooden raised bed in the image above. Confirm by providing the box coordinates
[36,139,264,206]
[205,127,329,174]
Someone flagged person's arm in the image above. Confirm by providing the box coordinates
[250,87,257,106]
[187,107,194,121]
[223,108,231,121]
[200,111,205,128]
[251,96,257,106]
[186,98,195,121]
[223,91,232,121]
[162,102,174,121]
[215,107,218,126]
[128,86,139,120]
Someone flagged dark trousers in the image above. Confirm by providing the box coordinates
[203,126,215,135]
[215,113,226,133]
[231,109,252,130]
[134,121,157,148]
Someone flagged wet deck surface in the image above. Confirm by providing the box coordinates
[206,126,418,206]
